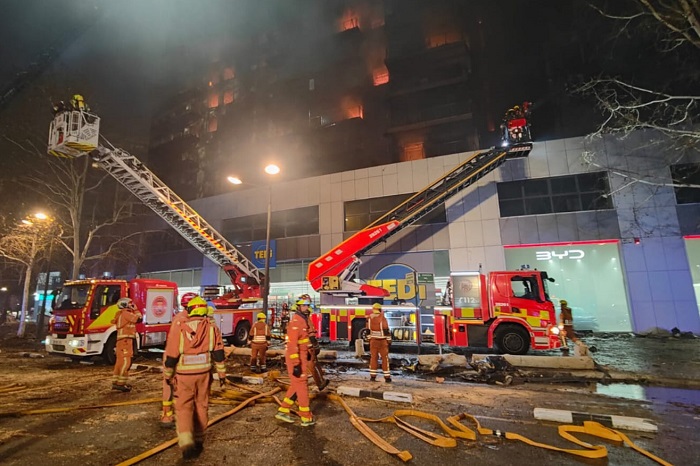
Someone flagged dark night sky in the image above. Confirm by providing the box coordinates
[0,0,284,142]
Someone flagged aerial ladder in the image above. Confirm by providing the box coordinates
[47,106,263,309]
[308,125,533,298]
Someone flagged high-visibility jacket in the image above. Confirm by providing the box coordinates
[163,315,225,378]
[286,312,311,364]
[250,321,270,344]
[367,312,390,340]
[112,306,139,340]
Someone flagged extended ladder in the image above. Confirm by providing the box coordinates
[47,109,262,288]
[308,144,532,295]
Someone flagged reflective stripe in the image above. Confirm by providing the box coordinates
[178,332,185,354]
[289,354,300,359]
[298,338,310,344]
[298,406,310,412]
[283,397,295,405]
[278,407,290,413]
[209,326,215,352]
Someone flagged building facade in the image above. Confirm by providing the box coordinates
[140,131,700,334]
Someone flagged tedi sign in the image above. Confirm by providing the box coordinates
[366,263,428,303]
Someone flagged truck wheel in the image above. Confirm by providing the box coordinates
[231,322,250,347]
[494,325,530,355]
[103,334,117,366]
[349,318,367,348]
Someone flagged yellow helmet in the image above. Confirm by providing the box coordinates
[290,304,298,312]
[257,312,266,320]
[187,296,208,316]
[296,297,311,306]
[372,303,382,312]
[560,299,568,306]
[207,306,215,317]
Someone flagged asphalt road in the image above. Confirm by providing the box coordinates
[0,331,698,466]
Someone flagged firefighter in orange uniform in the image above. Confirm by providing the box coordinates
[367,303,392,383]
[249,312,271,373]
[160,292,197,427]
[275,297,316,426]
[111,297,141,392]
[163,296,227,460]
[559,299,579,354]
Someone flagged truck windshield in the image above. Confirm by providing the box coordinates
[55,284,91,310]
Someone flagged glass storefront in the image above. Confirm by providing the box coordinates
[684,236,700,317]
[504,240,632,332]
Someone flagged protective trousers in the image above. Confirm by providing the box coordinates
[174,372,211,449]
[278,354,313,421]
[113,338,134,385]
[561,325,579,348]
[369,338,389,379]
[161,365,175,421]
[250,342,268,369]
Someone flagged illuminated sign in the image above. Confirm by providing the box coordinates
[367,263,428,303]
[535,249,585,261]
[252,240,276,268]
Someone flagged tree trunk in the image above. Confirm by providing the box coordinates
[16,263,33,338]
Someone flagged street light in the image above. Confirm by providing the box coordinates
[227,163,280,316]
[24,212,57,339]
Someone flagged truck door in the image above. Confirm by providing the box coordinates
[89,284,123,321]
[504,275,541,317]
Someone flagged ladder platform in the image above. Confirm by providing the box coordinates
[47,110,100,158]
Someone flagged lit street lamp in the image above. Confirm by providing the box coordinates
[227,163,280,315]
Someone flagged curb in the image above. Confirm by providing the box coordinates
[337,385,413,403]
[534,407,658,432]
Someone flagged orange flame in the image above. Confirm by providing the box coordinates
[373,65,389,86]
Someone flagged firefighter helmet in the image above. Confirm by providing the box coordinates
[296,297,311,306]
[117,297,133,309]
[257,312,266,320]
[560,299,568,306]
[180,292,198,308]
[372,302,382,312]
[186,296,208,316]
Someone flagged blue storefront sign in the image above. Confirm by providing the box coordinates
[252,240,276,269]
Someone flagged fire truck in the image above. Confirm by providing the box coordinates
[307,119,562,354]
[46,105,266,350]
[45,278,177,364]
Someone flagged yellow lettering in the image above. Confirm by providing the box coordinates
[397,279,415,300]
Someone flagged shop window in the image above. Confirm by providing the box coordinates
[671,163,700,204]
[496,172,612,217]
[208,93,219,108]
[223,90,234,105]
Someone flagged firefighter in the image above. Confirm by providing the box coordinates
[559,299,579,354]
[367,302,392,383]
[163,296,227,460]
[275,296,316,427]
[111,297,141,392]
[160,292,197,427]
[248,312,271,373]
[70,94,87,111]
[280,303,290,334]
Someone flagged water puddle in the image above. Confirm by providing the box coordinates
[596,383,700,405]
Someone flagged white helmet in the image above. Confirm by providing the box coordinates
[117,297,133,309]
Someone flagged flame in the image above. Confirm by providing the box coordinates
[208,93,219,108]
[223,90,234,105]
[373,65,389,86]
[341,96,363,119]
[426,30,462,48]
[338,9,360,31]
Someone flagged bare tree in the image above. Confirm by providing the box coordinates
[0,216,57,337]
[579,1,700,150]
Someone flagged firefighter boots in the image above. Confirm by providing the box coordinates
[112,383,132,392]
[275,412,295,424]
[300,417,316,427]
[369,376,377,382]
[384,376,392,383]
[160,408,175,428]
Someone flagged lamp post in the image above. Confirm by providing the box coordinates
[36,233,55,340]
[227,163,280,315]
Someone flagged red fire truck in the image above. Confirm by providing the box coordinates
[47,106,265,347]
[309,125,562,354]
[45,278,177,364]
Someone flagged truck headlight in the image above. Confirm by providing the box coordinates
[550,326,560,335]
[45,337,52,345]
[68,339,85,348]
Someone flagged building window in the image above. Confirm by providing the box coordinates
[223,90,234,105]
[344,194,447,232]
[373,66,390,86]
[671,163,700,204]
[496,172,613,217]
[223,67,235,80]
[207,116,218,133]
[222,206,319,243]
[401,143,425,162]
[208,93,219,108]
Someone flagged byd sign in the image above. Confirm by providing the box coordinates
[535,249,585,261]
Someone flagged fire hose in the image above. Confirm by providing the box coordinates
[330,399,672,465]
